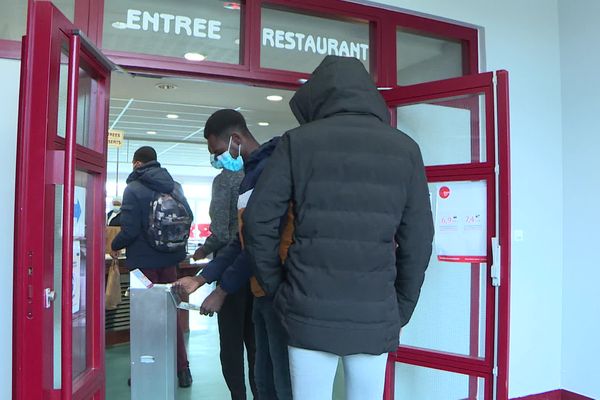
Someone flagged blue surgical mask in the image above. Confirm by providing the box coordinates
[210,153,223,169]
[212,137,244,172]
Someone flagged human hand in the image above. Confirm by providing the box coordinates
[200,286,227,316]
[173,275,206,295]
[192,246,207,261]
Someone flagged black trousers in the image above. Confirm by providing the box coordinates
[217,282,258,400]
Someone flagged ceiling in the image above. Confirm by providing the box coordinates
[107,73,298,185]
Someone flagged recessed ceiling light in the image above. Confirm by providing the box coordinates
[146,131,157,135]
[224,2,241,10]
[184,52,206,62]
[234,38,240,45]
[166,114,179,119]
[112,21,127,29]
[266,95,283,102]
[377,87,393,91]
[258,122,270,127]
[155,83,178,90]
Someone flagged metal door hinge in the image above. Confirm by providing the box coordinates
[491,237,501,287]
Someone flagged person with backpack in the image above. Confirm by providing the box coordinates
[110,146,194,388]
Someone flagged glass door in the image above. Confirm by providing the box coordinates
[382,71,511,400]
[13,2,114,399]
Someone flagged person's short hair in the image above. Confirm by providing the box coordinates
[204,109,250,140]
[132,146,157,164]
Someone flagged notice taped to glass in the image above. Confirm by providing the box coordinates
[434,181,487,263]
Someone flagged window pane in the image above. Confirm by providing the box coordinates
[102,0,242,64]
[400,180,487,359]
[397,29,463,86]
[57,47,69,139]
[395,363,485,400]
[52,184,64,389]
[75,66,98,148]
[0,0,74,41]
[396,93,486,166]
[72,171,95,378]
[261,6,370,73]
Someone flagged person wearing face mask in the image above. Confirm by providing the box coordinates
[192,156,250,398]
[110,146,194,388]
[106,196,122,226]
[175,109,293,400]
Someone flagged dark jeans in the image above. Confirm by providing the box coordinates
[218,283,258,400]
[253,296,292,400]
[140,266,189,373]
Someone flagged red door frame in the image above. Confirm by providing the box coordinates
[9,0,507,399]
[0,1,479,88]
[13,2,112,399]
[381,71,511,400]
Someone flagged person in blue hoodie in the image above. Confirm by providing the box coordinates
[111,146,194,388]
[175,109,293,400]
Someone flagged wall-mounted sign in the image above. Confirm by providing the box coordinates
[108,129,124,148]
[434,181,487,263]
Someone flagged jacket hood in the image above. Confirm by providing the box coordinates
[245,137,280,172]
[289,55,390,125]
[127,160,175,193]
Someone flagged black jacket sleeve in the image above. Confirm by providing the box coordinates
[394,148,434,327]
[243,134,293,296]
[111,186,142,251]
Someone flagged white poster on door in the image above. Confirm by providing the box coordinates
[72,240,81,314]
[434,181,487,263]
[73,186,86,238]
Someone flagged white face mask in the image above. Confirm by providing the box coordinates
[112,205,121,213]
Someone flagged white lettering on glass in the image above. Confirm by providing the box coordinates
[193,18,208,38]
[284,31,295,50]
[119,9,222,40]
[263,28,275,46]
[175,15,192,36]
[261,27,369,61]
[208,20,222,39]
[116,10,369,61]
[295,32,306,49]
[275,29,284,48]
[159,13,175,33]
[126,9,142,30]
[142,11,160,32]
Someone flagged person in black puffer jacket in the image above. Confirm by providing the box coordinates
[243,56,434,400]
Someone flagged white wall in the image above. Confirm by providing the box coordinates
[0,58,20,400]
[365,0,565,397]
[559,1,600,398]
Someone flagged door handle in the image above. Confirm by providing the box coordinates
[44,288,56,308]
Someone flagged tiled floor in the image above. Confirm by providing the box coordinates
[105,285,345,399]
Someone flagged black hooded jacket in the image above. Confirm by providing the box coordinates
[243,56,434,356]
[112,161,192,270]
